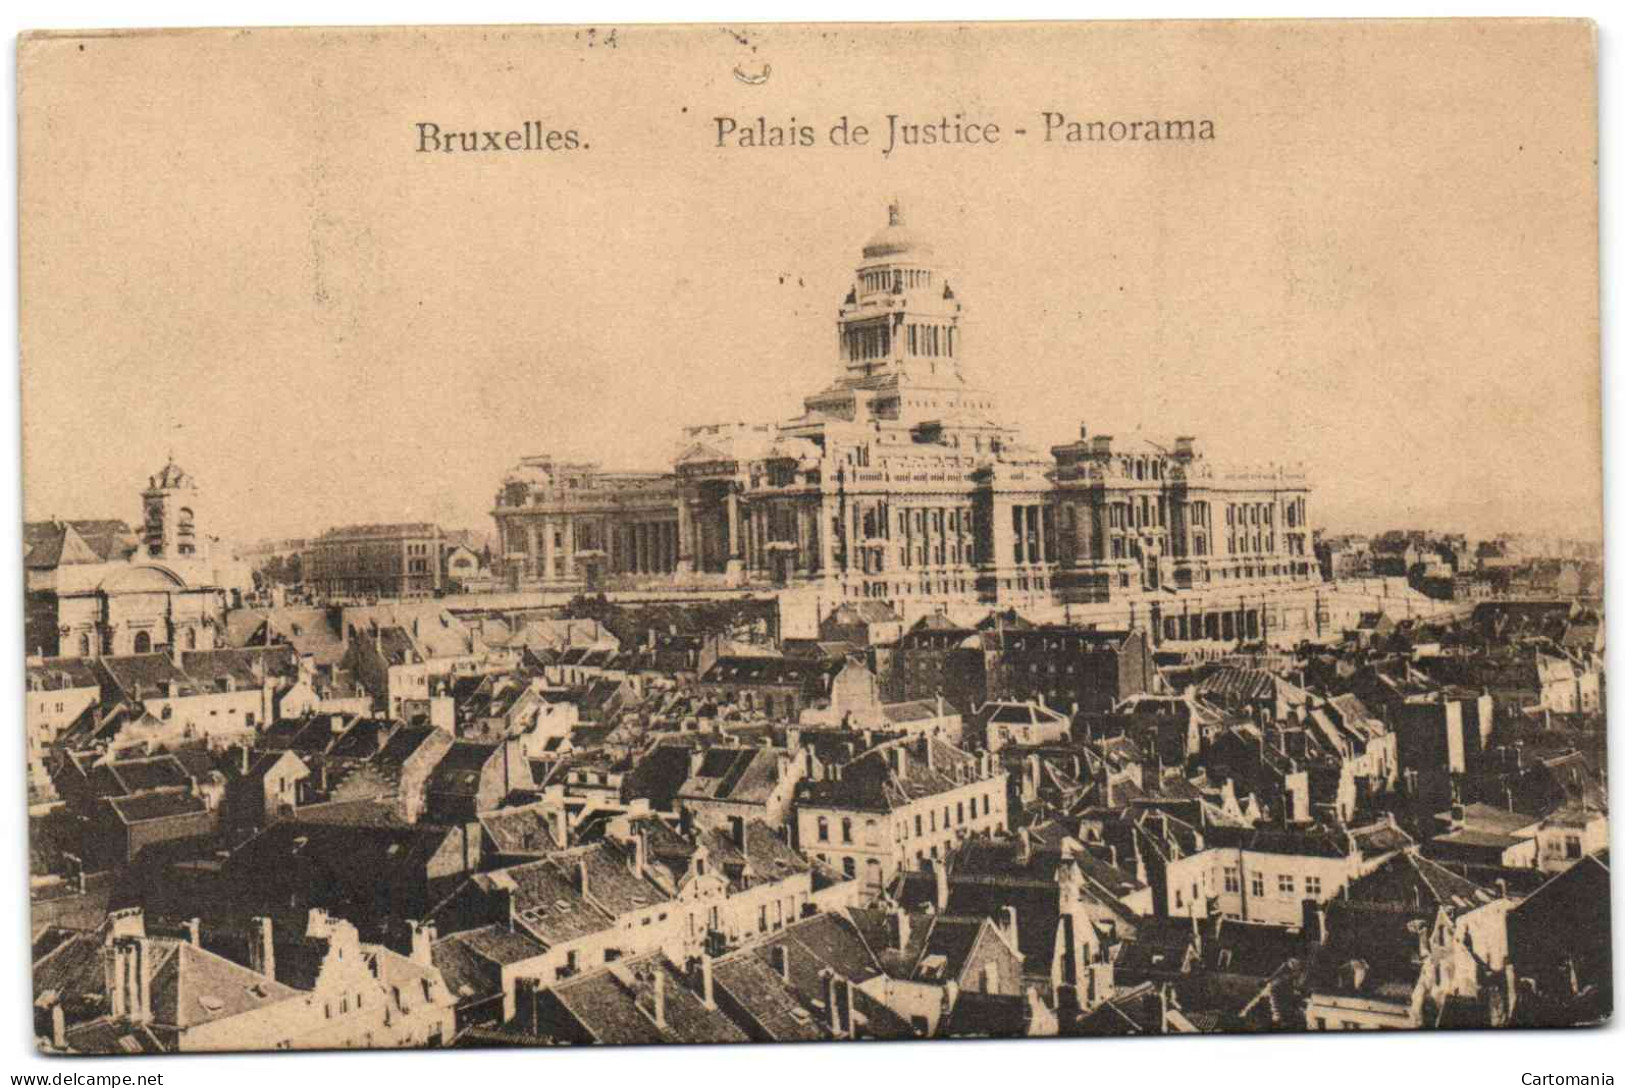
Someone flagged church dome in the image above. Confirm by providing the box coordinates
[862,201,934,261]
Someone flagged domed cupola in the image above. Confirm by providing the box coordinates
[862,201,936,262]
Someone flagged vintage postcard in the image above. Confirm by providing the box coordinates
[19,19,1607,1054]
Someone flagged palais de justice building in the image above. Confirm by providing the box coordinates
[492,203,1317,639]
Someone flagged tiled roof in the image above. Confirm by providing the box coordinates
[549,954,748,1045]
[1343,849,1498,914]
[149,941,299,1029]
[797,735,985,813]
[479,803,563,856]
[678,746,789,806]
[693,820,811,892]
[939,990,1033,1038]
[698,656,827,687]
[24,519,137,568]
[710,951,825,1041]
[26,658,101,691]
[465,862,614,948]
[108,790,209,824]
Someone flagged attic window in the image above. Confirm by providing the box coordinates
[198,994,225,1013]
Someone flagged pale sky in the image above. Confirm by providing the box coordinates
[19,21,1600,546]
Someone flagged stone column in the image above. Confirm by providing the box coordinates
[676,496,694,574]
[543,518,557,581]
[527,523,540,576]
[820,498,837,575]
[796,503,811,575]
[991,501,1015,577]
[1035,505,1047,566]
[561,517,575,580]
[726,490,744,579]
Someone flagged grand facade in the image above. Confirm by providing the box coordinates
[24,460,245,659]
[491,204,1316,633]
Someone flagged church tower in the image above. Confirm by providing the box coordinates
[140,458,202,562]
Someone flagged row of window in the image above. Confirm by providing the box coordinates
[813,792,999,845]
[1221,866,1323,899]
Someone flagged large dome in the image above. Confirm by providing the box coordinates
[862,201,935,261]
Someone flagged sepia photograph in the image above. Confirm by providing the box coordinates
[11,13,1612,1065]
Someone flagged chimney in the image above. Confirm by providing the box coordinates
[409,920,437,967]
[631,830,648,878]
[249,916,275,979]
[934,860,950,911]
[729,815,746,850]
[552,807,570,848]
[107,938,153,1024]
[240,744,251,775]
[891,909,911,953]
[651,967,667,1030]
[577,857,590,899]
[700,953,717,1009]
[820,969,839,1034]
[1304,901,1328,945]
[772,942,791,983]
[50,1002,65,1050]
[1002,905,1020,952]
[1348,960,1368,990]
[184,918,201,946]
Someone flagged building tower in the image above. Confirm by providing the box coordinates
[838,200,966,386]
[140,458,202,562]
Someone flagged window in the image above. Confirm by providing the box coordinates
[1277,874,1295,898]
[817,817,829,842]
[1305,875,1322,898]
[842,857,856,879]
[1251,873,1265,898]
[841,817,853,844]
[1223,867,1240,894]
